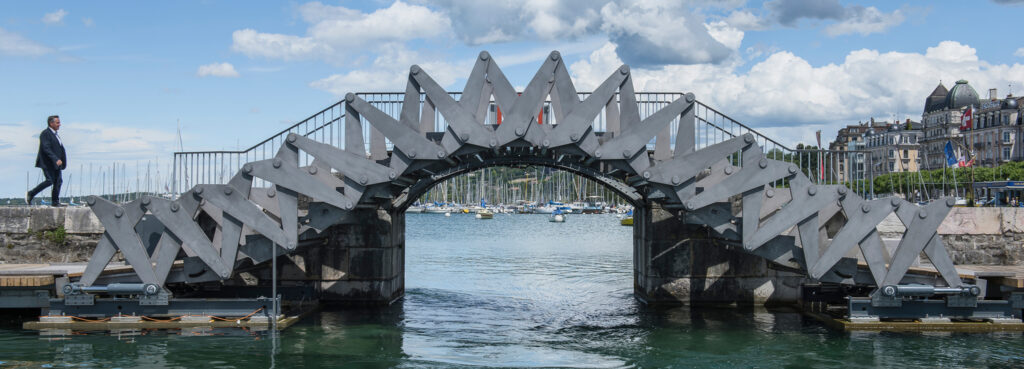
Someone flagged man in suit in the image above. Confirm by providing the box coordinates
[27,115,67,206]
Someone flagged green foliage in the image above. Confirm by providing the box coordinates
[29,226,67,246]
[872,161,1024,198]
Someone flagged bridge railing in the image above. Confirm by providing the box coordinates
[172,92,875,198]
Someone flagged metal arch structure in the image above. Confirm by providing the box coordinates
[77,50,1013,319]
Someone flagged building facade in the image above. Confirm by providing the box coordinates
[863,120,922,176]
[964,89,1021,167]
[920,80,980,170]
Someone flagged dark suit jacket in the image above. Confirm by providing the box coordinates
[35,128,67,171]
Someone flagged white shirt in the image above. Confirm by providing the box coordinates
[49,127,62,146]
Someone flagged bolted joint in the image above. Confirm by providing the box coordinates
[570,133,579,142]
[684,201,695,211]
[389,171,397,179]
[308,166,318,175]
[460,133,469,142]
[344,202,354,210]
[891,198,901,208]
[671,175,681,185]
[267,188,276,198]
[594,150,602,158]
[515,127,525,137]
[724,166,734,175]
[862,204,871,213]
[619,65,629,75]
[838,187,848,196]
[622,149,631,158]
[87,196,97,206]
[224,187,233,196]
[360,176,368,185]
[788,165,798,174]
[114,208,124,218]
[766,189,775,198]
[685,92,695,103]
[945,198,956,207]
[489,139,497,147]
[807,186,817,196]
[141,197,151,206]
[479,51,490,61]
[272,159,282,168]
[345,93,355,103]
[642,171,651,179]
[408,150,417,159]
[410,65,421,75]
[543,140,550,148]
[744,134,754,144]
[194,186,204,195]
[918,209,928,219]
[243,163,253,174]
[170,202,180,212]
[759,159,768,169]
[550,51,560,61]
[437,150,446,158]
[287,133,297,143]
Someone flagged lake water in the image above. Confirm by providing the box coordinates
[1,213,1022,368]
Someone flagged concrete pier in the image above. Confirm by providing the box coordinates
[633,203,806,306]
[314,208,405,305]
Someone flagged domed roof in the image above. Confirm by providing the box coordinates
[1003,97,1018,110]
[944,79,980,110]
[924,82,948,113]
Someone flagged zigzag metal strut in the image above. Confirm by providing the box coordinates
[83,50,964,297]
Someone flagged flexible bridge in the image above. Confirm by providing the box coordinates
[71,51,1021,322]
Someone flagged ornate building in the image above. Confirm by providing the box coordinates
[965,89,1021,167]
[920,80,980,170]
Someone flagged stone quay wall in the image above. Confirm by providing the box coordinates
[877,207,1024,265]
[0,207,103,264]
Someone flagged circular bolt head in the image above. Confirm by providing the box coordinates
[766,189,775,198]
[671,175,681,185]
[224,187,233,196]
[759,159,768,169]
[287,134,297,143]
[489,139,497,147]
[622,150,631,158]
[968,285,981,296]
[918,209,928,219]
[882,285,897,297]
[87,196,97,206]
[550,51,560,61]
[788,165,798,174]
[570,134,579,141]
[114,208,124,218]
[595,150,602,158]
[308,166,318,175]
[685,93,695,103]
[548,76,555,83]
[724,166,734,175]
[838,187,848,196]
[360,176,368,185]
[862,204,871,213]
[345,93,355,103]
[946,198,956,207]
[807,186,817,196]
[543,140,550,147]
[267,189,276,198]
[389,171,397,179]
[243,164,253,174]
[643,171,651,179]
[890,198,901,208]
[141,197,151,206]
[408,150,417,158]
[410,65,421,75]
[479,51,490,60]
[144,284,159,295]
[437,150,446,158]
[744,134,754,144]
[344,202,353,210]
[272,159,282,168]
[684,201,695,211]
[619,65,629,75]
[515,128,525,136]
[460,133,469,142]
[194,187,204,195]
[170,202,180,212]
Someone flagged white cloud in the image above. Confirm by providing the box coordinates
[825,6,904,36]
[570,41,1024,148]
[721,10,770,31]
[197,62,241,78]
[82,18,95,27]
[231,1,450,63]
[1014,47,1024,58]
[310,44,463,94]
[600,1,733,66]
[42,9,67,25]
[0,27,54,56]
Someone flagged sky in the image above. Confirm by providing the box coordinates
[2,0,1024,198]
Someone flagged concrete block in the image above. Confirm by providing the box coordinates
[181,315,212,323]
[849,316,880,323]
[28,207,65,231]
[1001,208,1024,233]
[111,316,142,323]
[64,207,103,234]
[920,317,951,323]
[938,208,1000,235]
[40,316,72,323]
[0,207,32,233]
[876,212,906,237]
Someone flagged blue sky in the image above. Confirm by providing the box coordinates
[2,0,1024,197]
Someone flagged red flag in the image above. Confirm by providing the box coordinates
[960,106,973,131]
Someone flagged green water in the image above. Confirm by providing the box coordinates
[1,213,1022,368]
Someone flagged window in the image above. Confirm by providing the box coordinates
[902,149,909,157]
[1004,147,1012,161]
[888,149,894,158]
[889,162,895,171]
[1003,131,1011,144]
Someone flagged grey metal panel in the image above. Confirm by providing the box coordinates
[545,67,626,149]
[153,232,182,286]
[600,99,692,163]
[146,196,231,279]
[460,54,489,123]
[80,234,117,286]
[344,103,365,157]
[645,134,751,186]
[87,197,159,286]
[674,96,695,154]
[685,156,794,211]
[420,95,435,135]
[883,199,953,286]
[604,97,620,137]
[410,67,494,148]
[288,134,393,186]
[247,159,350,210]
[858,231,889,285]
[370,125,388,161]
[194,184,291,249]
[923,233,963,287]
[809,196,896,281]
[492,52,558,147]
[551,60,579,122]
[348,95,447,159]
[743,180,841,251]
